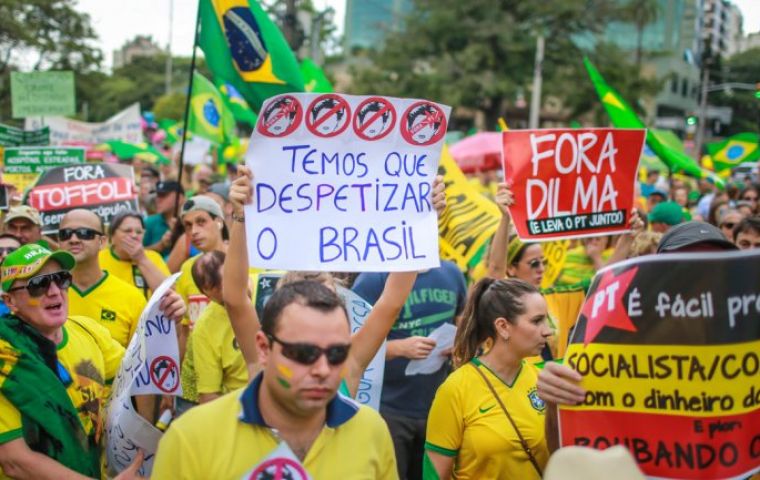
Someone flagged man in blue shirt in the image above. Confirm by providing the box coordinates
[143,180,184,258]
[353,261,467,480]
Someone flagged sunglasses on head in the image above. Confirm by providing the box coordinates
[527,258,547,270]
[7,271,72,297]
[267,333,350,366]
[59,227,103,241]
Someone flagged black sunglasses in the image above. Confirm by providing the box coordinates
[267,333,351,366]
[527,258,547,270]
[7,271,72,297]
[59,227,103,241]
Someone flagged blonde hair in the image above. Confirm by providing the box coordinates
[628,231,663,258]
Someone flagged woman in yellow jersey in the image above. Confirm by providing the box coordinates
[425,278,553,479]
[99,211,170,298]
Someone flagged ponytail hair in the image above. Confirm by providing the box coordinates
[453,277,539,367]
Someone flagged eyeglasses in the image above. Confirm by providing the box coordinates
[59,227,103,241]
[267,333,351,366]
[7,271,72,297]
[527,258,547,270]
[720,222,736,230]
[0,247,17,255]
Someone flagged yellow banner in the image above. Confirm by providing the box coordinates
[437,145,501,270]
[541,240,570,290]
[563,340,760,417]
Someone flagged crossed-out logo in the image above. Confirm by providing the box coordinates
[306,94,351,138]
[257,96,302,138]
[353,97,396,141]
[527,387,546,412]
[400,101,447,146]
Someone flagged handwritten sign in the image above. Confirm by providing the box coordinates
[245,93,450,272]
[254,273,386,410]
[106,274,182,477]
[10,71,75,118]
[27,162,137,234]
[503,128,645,241]
[558,250,760,479]
[24,103,143,145]
[2,146,84,193]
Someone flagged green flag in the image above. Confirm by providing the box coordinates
[705,132,760,172]
[187,72,236,145]
[300,58,334,93]
[199,0,305,111]
[583,57,724,189]
[422,451,441,480]
[218,82,258,127]
[96,140,170,165]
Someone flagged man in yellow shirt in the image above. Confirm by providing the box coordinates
[58,209,147,348]
[152,281,398,479]
[190,250,248,403]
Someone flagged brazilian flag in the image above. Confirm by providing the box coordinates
[301,58,334,93]
[219,82,258,128]
[199,0,305,112]
[187,72,236,145]
[705,132,760,172]
[584,57,724,189]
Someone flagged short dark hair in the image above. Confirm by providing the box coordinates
[109,211,144,238]
[261,280,347,336]
[191,250,225,293]
[733,216,760,242]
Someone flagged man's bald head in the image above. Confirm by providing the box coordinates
[60,209,104,232]
[58,209,106,266]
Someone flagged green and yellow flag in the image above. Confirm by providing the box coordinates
[705,132,760,172]
[219,82,258,128]
[301,58,334,93]
[199,0,305,111]
[583,57,724,189]
[187,72,236,145]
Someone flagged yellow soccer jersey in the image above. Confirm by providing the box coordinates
[192,301,247,395]
[175,256,209,328]
[425,358,549,480]
[68,271,148,348]
[152,376,398,479]
[99,247,170,298]
[0,316,124,445]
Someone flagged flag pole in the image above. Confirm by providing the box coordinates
[175,0,202,217]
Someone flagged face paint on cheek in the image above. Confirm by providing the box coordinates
[276,364,293,389]
[27,298,41,307]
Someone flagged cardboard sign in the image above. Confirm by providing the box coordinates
[558,250,760,480]
[503,128,645,241]
[27,162,137,234]
[0,123,49,147]
[24,103,142,145]
[245,93,450,272]
[106,274,182,477]
[254,273,386,411]
[10,71,75,118]
[2,146,85,193]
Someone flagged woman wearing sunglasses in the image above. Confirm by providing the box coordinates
[222,166,445,398]
[99,211,170,298]
[425,277,553,479]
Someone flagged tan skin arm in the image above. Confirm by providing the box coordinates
[486,182,514,279]
[426,451,454,480]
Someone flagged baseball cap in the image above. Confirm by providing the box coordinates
[181,195,223,219]
[4,206,42,226]
[648,201,684,226]
[657,221,738,253]
[649,189,668,199]
[155,180,184,195]
[1,244,75,292]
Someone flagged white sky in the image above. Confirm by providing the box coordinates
[77,0,759,70]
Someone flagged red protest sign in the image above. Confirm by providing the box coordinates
[503,128,645,241]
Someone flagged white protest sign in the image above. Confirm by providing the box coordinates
[245,93,450,272]
[174,136,212,165]
[25,103,142,145]
[106,273,182,477]
[405,323,456,376]
[240,442,312,480]
[339,287,385,411]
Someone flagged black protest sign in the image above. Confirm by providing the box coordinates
[27,163,138,234]
[559,249,760,480]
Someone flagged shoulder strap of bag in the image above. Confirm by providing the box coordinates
[471,362,543,476]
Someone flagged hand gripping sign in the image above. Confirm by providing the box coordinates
[559,249,760,480]
[245,93,451,272]
[503,128,645,241]
[105,273,182,477]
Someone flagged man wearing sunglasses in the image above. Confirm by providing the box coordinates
[59,209,148,348]
[153,280,398,479]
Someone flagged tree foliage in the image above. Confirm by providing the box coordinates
[713,47,760,135]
